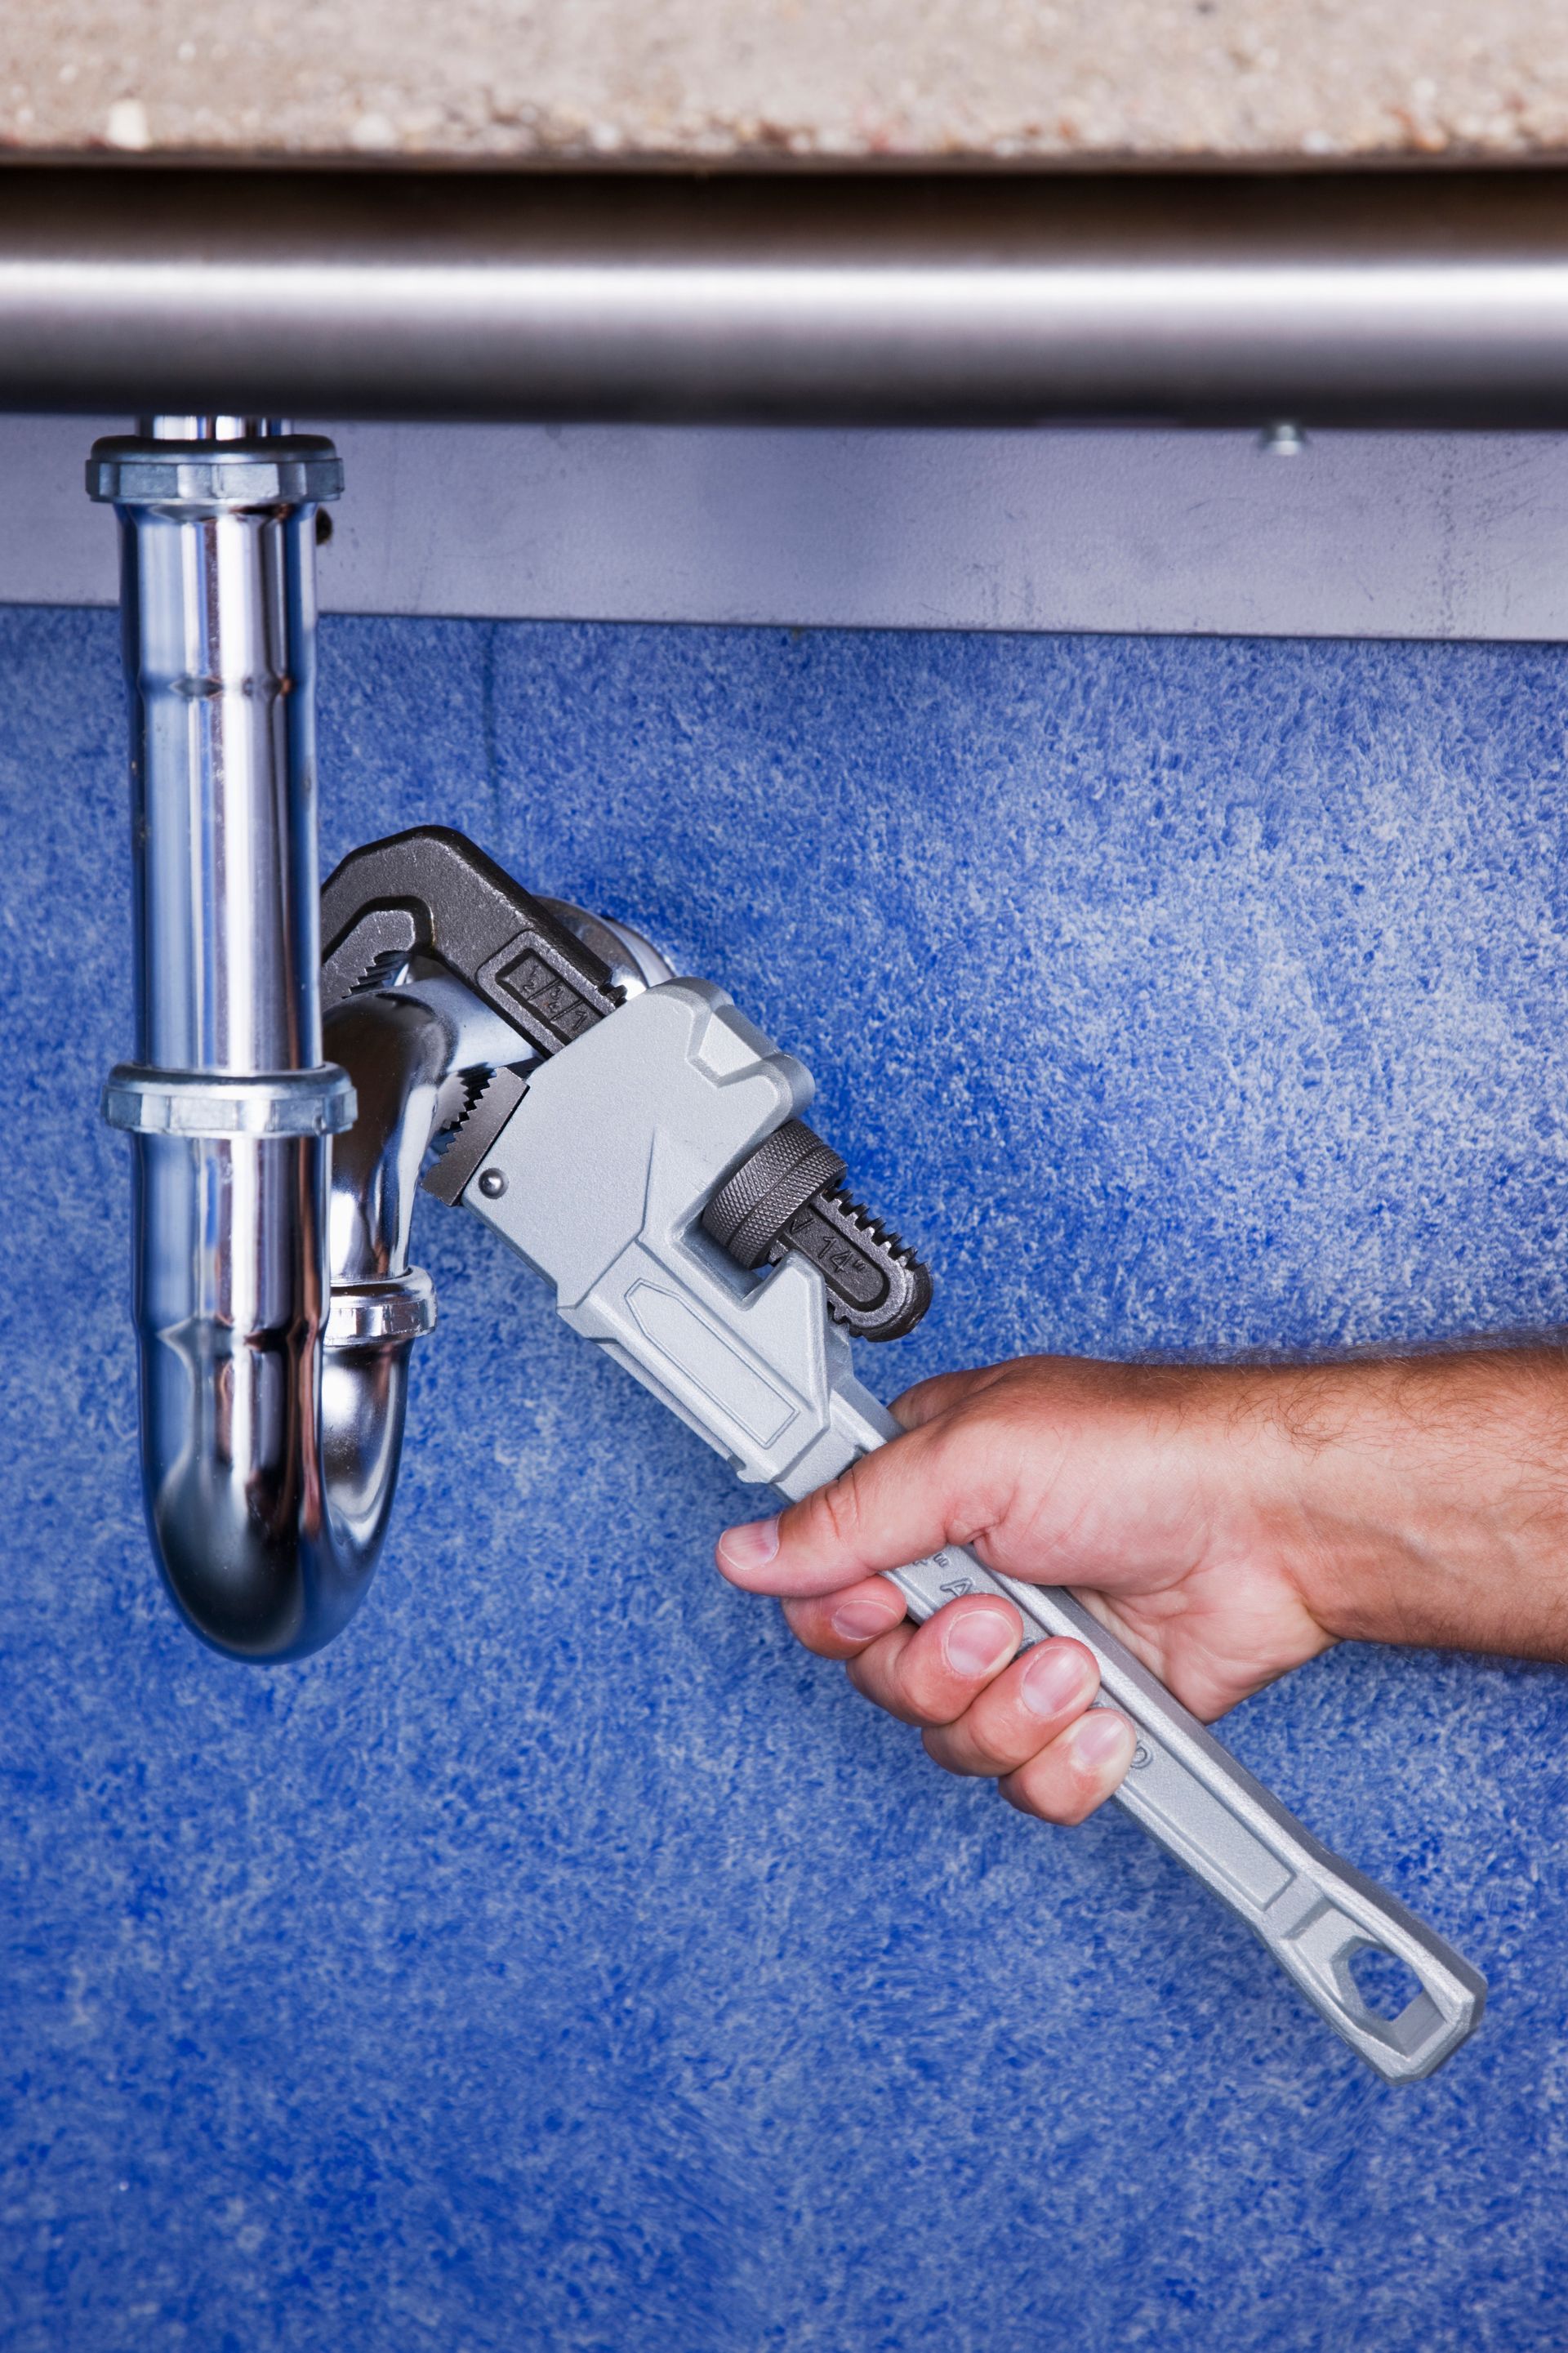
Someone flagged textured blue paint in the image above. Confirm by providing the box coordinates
[2,608,1567,2351]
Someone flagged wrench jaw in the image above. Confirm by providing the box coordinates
[422,1064,531,1206]
[698,1113,934,1343]
[322,827,934,1342]
[768,1188,933,1343]
[321,826,625,1052]
[318,827,641,1220]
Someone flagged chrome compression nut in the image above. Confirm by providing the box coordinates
[324,1270,438,1347]
[87,436,344,509]
[101,1064,359,1139]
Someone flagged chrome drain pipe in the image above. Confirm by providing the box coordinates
[92,420,442,1660]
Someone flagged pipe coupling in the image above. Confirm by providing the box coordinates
[101,1063,359,1138]
[325,1270,439,1347]
[87,435,343,510]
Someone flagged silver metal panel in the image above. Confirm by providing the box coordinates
[20,413,1568,642]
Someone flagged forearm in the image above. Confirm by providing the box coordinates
[1238,1348,1568,1661]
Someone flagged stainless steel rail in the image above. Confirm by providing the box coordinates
[12,167,1568,425]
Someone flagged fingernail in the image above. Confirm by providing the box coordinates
[1071,1711,1134,1773]
[1020,1642,1093,1720]
[717,1516,780,1573]
[831,1598,902,1642]
[942,1607,1017,1678]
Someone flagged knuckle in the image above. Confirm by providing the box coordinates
[779,1597,837,1656]
[931,1697,1009,1775]
[889,1374,948,1428]
[920,1723,986,1777]
[1000,1749,1100,1828]
[844,1647,884,1703]
[923,1418,1014,1549]
[808,1466,866,1559]
[884,1651,934,1727]
[894,1630,970,1726]
[888,1644,933,1718]
[998,1771,1058,1821]
[845,1633,921,1722]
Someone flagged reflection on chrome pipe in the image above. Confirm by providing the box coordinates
[92,421,441,1660]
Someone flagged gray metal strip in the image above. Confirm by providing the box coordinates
[14,412,1568,643]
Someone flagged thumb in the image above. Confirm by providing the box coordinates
[715,1410,1016,1598]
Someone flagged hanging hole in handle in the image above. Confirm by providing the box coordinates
[1334,1937,1448,2070]
[1348,1945,1425,2021]
[1285,1900,1483,2078]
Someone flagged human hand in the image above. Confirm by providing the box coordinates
[714,1355,1341,1825]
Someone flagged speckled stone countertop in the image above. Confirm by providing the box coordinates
[3,1,1568,168]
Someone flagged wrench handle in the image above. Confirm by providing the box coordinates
[781,1383,1485,2083]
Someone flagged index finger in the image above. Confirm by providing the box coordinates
[889,1361,1015,1432]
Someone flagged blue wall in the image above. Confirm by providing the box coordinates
[4,608,1567,2351]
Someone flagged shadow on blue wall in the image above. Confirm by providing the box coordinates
[2,609,1566,2350]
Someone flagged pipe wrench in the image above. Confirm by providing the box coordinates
[323,828,1486,2083]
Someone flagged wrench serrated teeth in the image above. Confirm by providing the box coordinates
[773,1184,933,1341]
[431,1065,488,1146]
[344,946,408,997]
[421,1065,531,1206]
[825,1188,920,1270]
